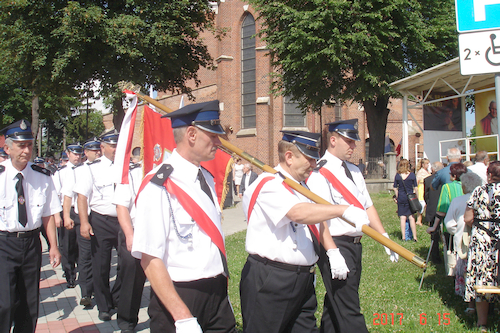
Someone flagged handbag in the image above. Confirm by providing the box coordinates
[400,174,422,214]
[444,235,456,276]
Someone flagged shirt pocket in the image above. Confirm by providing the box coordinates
[0,199,15,225]
[29,195,47,222]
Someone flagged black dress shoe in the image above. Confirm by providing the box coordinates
[98,311,111,321]
[80,296,92,307]
[66,280,76,288]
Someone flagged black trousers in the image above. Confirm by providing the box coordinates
[73,209,93,297]
[318,240,368,333]
[89,211,121,313]
[116,229,146,330]
[59,212,79,282]
[0,231,41,333]
[148,274,236,333]
[240,255,318,333]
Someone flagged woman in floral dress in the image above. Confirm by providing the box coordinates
[464,161,500,330]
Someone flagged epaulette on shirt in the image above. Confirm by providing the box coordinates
[313,159,327,171]
[88,159,101,166]
[130,163,141,170]
[72,163,83,169]
[31,164,51,176]
[150,164,173,186]
[0,165,4,174]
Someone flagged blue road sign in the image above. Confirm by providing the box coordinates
[456,0,500,32]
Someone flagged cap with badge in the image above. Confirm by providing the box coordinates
[84,138,101,151]
[34,156,45,164]
[281,130,321,160]
[67,143,83,154]
[0,119,34,141]
[61,151,69,161]
[100,129,119,144]
[162,100,225,135]
[326,119,360,141]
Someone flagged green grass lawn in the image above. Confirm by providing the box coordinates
[225,191,500,332]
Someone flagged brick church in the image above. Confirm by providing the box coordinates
[133,0,423,169]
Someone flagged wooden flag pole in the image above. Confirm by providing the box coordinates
[130,89,426,269]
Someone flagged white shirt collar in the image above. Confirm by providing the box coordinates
[170,149,202,184]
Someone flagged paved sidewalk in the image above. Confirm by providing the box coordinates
[36,200,246,333]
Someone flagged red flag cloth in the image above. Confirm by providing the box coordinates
[142,105,232,207]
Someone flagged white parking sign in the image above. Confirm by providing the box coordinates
[459,29,500,75]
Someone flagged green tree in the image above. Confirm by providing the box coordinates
[0,1,218,136]
[249,0,457,157]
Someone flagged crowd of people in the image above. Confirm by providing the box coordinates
[393,147,499,332]
[0,106,403,333]
[2,107,499,333]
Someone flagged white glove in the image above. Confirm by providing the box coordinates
[175,317,203,333]
[342,205,370,233]
[382,233,399,263]
[326,248,349,280]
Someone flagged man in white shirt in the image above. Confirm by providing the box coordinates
[132,101,236,332]
[240,130,369,333]
[0,119,61,332]
[74,130,120,322]
[307,119,397,333]
[58,143,83,288]
[467,150,489,185]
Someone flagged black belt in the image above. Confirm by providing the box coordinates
[0,227,41,238]
[333,235,362,243]
[249,254,315,273]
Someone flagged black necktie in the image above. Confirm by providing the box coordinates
[16,173,28,227]
[197,169,229,276]
[342,161,354,182]
[197,170,215,205]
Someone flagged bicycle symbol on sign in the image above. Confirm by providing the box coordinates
[486,34,500,66]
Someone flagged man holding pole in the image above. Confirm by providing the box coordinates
[131,100,236,333]
[240,130,370,333]
[307,119,398,333]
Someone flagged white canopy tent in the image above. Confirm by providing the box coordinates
[390,57,497,162]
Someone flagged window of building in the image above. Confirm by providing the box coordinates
[241,14,256,129]
[283,96,306,127]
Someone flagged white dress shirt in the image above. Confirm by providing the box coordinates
[73,155,117,217]
[307,150,373,237]
[242,164,318,266]
[112,164,143,225]
[131,149,225,282]
[0,160,61,232]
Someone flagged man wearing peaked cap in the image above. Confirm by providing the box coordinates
[57,143,83,289]
[0,119,62,332]
[132,100,236,332]
[239,130,369,333]
[161,99,226,135]
[67,138,101,308]
[307,119,397,333]
[74,129,121,321]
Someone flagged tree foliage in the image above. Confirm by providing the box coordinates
[249,0,458,157]
[0,0,218,134]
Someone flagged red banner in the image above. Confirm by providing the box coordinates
[142,105,232,207]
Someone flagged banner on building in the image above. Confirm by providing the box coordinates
[423,94,462,131]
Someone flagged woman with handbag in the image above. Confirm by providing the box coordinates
[393,159,418,241]
[463,161,500,331]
